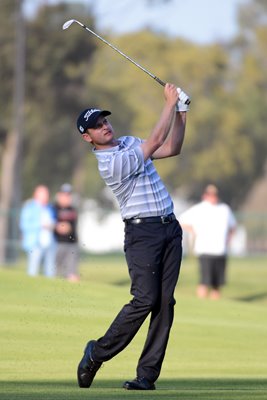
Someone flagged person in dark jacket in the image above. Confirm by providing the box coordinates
[54,183,79,282]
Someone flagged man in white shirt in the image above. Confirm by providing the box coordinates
[179,184,237,300]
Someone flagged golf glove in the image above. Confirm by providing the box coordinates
[177,88,190,104]
[175,101,190,112]
[176,88,190,112]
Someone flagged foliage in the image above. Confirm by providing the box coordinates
[0,0,267,207]
[0,0,16,148]
[22,3,98,196]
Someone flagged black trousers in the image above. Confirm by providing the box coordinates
[92,218,183,383]
[199,254,227,288]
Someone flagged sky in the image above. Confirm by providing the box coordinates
[24,0,249,44]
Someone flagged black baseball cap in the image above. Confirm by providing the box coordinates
[76,108,111,133]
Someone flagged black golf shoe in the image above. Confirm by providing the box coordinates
[77,340,102,388]
[123,377,156,390]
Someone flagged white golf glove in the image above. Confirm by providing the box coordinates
[176,88,190,112]
[176,100,190,112]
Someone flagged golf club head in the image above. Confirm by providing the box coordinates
[62,19,76,30]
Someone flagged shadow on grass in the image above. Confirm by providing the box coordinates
[113,279,130,287]
[0,379,267,400]
[233,292,267,302]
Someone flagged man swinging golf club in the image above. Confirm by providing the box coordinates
[76,83,189,390]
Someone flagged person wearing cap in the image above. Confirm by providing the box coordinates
[75,83,189,390]
[179,184,237,300]
[54,183,79,282]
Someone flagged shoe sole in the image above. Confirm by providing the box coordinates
[123,382,155,390]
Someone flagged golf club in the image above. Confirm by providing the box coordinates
[62,19,190,105]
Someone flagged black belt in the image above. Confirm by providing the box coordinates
[124,213,176,225]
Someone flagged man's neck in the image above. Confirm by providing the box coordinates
[94,138,120,150]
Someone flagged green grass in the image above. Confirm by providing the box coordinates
[0,255,267,399]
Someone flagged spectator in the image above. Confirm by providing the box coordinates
[179,184,237,300]
[19,185,56,277]
[54,183,79,282]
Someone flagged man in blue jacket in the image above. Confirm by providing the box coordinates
[20,185,56,277]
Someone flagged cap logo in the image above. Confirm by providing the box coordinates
[84,108,100,121]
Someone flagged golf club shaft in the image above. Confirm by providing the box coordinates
[63,19,190,105]
[64,19,166,86]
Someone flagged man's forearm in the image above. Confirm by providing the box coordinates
[140,83,179,160]
[151,103,176,146]
[170,111,186,153]
[152,111,186,159]
[140,103,176,160]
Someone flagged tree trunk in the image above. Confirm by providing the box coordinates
[0,0,24,264]
[0,131,22,263]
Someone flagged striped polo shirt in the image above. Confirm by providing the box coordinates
[93,136,174,220]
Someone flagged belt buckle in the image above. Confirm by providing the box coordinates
[133,218,142,224]
[161,215,169,224]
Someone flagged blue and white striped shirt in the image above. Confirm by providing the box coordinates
[93,136,174,220]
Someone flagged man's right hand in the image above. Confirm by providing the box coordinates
[164,83,179,107]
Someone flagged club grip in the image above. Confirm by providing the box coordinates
[155,78,191,105]
[154,76,166,87]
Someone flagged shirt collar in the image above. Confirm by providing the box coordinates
[92,139,124,154]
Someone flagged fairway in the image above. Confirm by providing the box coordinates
[0,255,266,399]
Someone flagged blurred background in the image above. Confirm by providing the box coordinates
[1,0,267,263]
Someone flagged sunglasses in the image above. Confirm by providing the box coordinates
[93,118,109,130]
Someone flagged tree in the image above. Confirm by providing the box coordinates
[0,1,98,263]
[83,31,237,202]
[1,0,267,258]
[0,0,25,263]
[224,0,267,205]
[22,3,97,196]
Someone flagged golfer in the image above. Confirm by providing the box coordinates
[76,83,189,390]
